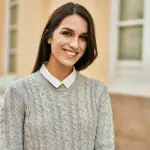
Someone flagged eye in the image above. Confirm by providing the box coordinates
[61,31,72,36]
[79,35,88,41]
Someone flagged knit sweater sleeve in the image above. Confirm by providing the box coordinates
[94,87,115,150]
[0,82,25,150]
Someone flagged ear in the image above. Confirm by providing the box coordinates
[47,37,52,44]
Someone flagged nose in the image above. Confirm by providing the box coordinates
[69,37,79,50]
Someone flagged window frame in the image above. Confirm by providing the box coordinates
[108,0,150,95]
[4,0,18,75]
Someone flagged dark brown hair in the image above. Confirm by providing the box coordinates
[32,2,98,73]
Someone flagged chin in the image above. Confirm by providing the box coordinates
[63,63,75,68]
[60,60,76,68]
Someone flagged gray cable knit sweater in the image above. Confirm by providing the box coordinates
[0,71,114,150]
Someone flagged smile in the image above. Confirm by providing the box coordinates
[63,49,78,58]
[67,51,76,56]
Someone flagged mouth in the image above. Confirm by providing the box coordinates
[62,49,78,58]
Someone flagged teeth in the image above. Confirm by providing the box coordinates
[67,51,76,56]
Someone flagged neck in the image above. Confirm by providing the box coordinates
[46,60,73,81]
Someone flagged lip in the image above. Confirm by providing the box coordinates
[63,48,78,54]
[62,48,78,59]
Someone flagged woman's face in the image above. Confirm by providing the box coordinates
[48,14,88,69]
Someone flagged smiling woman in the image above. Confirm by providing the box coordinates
[32,3,98,75]
[0,2,115,150]
[46,14,88,80]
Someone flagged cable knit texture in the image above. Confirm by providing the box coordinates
[0,71,114,150]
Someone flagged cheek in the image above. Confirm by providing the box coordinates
[56,35,69,44]
[51,39,63,52]
[80,42,87,53]
[78,47,86,60]
[51,39,67,59]
[54,38,62,46]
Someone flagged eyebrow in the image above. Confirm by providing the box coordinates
[61,27,88,35]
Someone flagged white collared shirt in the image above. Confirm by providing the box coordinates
[40,64,76,88]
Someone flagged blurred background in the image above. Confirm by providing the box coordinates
[0,0,150,149]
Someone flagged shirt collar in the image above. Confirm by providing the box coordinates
[40,63,76,88]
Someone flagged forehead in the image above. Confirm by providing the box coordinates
[58,14,88,33]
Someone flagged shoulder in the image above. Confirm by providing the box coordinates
[4,73,34,96]
[78,73,107,97]
[79,74,110,110]
[79,73,106,90]
[2,73,37,104]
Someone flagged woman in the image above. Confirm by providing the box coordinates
[0,2,114,150]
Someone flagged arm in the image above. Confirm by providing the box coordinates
[0,84,25,150]
[94,87,115,150]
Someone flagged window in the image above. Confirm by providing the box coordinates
[118,0,143,63]
[109,0,150,95]
[4,0,18,74]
